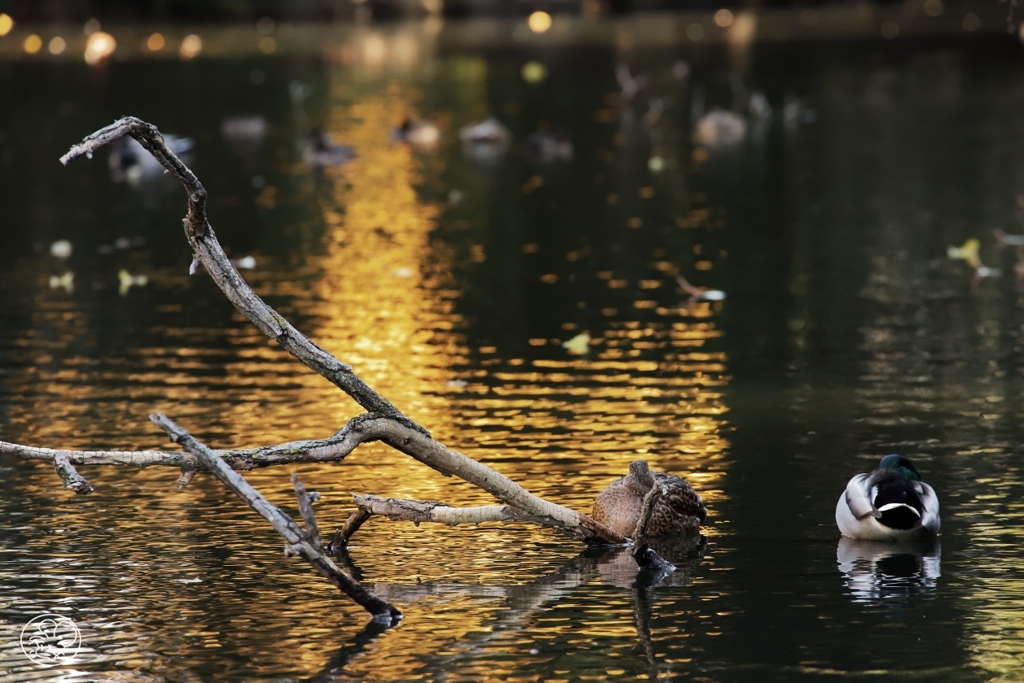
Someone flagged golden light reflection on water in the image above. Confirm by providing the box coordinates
[959,466,1024,680]
[0,30,737,682]
[308,87,452,417]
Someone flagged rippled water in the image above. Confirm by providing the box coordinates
[2,15,1024,682]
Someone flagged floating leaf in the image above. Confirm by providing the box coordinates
[563,332,591,355]
[118,269,148,296]
[947,238,981,268]
[48,272,74,293]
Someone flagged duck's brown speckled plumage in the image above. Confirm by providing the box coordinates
[592,461,706,537]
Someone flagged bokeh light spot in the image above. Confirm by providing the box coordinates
[23,34,42,54]
[84,31,115,64]
[180,34,202,60]
[528,11,552,33]
[146,33,165,51]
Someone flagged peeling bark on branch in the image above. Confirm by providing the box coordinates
[1,416,387,471]
[353,494,517,526]
[52,453,94,495]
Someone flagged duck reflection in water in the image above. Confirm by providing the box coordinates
[837,538,941,607]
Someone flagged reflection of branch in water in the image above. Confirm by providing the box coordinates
[306,619,391,683]
[356,536,706,680]
[632,584,658,681]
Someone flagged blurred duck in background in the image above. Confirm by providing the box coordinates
[525,131,573,163]
[459,117,510,163]
[391,118,441,151]
[109,134,193,184]
[221,114,268,144]
[302,127,356,169]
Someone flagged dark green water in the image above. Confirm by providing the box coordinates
[2,17,1024,682]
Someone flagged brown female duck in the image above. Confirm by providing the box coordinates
[592,460,706,537]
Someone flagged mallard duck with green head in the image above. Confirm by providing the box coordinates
[592,460,706,537]
[836,454,940,541]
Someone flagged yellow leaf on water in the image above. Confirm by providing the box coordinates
[947,238,981,268]
[562,332,591,355]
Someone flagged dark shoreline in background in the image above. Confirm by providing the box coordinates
[0,1,1017,66]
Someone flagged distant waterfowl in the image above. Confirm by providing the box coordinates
[994,228,1024,247]
[391,118,440,150]
[676,275,726,304]
[614,63,648,104]
[220,114,268,144]
[302,128,356,169]
[459,117,510,146]
[694,109,747,147]
[592,460,706,537]
[836,454,940,541]
[49,240,73,260]
[459,117,510,162]
[748,91,772,124]
[782,94,817,129]
[641,97,670,128]
[525,131,573,163]
[109,134,194,184]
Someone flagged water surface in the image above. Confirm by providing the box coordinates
[2,16,1024,682]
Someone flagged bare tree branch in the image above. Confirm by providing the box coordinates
[352,494,517,525]
[1,429,364,470]
[330,509,373,551]
[292,474,324,553]
[53,453,94,495]
[149,411,400,623]
[177,468,198,491]
[17,117,659,551]
[631,482,677,574]
[62,116,411,424]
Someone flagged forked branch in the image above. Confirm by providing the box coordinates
[50,117,634,546]
[150,412,400,622]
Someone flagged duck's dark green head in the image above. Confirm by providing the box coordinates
[878,454,922,481]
